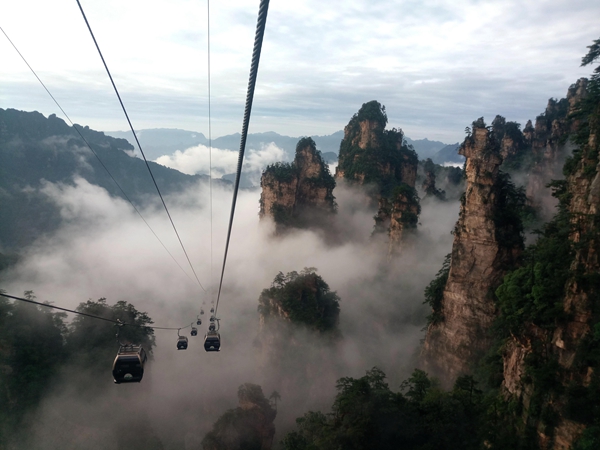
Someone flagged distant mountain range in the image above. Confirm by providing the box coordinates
[432,143,463,165]
[105,129,346,161]
[106,129,459,163]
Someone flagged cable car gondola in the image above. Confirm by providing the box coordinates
[177,335,188,350]
[204,324,221,352]
[112,344,147,384]
[191,327,198,336]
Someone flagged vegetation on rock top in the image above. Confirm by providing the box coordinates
[258,268,340,334]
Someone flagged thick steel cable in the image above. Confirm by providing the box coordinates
[207,0,214,303]
[214,0,270,316]
[0,25,198,288]
[0,292,191,331]
[75,0,206,292]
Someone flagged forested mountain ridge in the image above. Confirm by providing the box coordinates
[0,108,208,252]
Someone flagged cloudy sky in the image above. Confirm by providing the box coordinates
[1,0,598,143]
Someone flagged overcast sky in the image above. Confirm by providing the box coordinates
[1,0,598,143]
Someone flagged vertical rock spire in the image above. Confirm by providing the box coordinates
[422,121,523,384]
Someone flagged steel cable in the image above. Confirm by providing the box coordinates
[214,0,270,316]
[75,0,206,292]
[0,292,191,331]
[0,25,199,288]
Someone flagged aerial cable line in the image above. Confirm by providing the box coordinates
[75,0,206,292]
[214,0,270,316]
[0,292,191,331]
[207,0,214,303]
[0,25,198,289]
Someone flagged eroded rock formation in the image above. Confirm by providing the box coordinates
[336,101,417,191]
[374,186,421,257]
[202,383,276,450]
[259,137,335,232]
[421,158,446,200]
[422,122,523,384]
[524,79,589,221]
[255,269,341,397]
[336,101,420,253]
[500,84,600,448]
[257,269,340,358]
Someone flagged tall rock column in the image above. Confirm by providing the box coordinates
[422,123,522,384]
[259,137,335,232]
[336,100,420,254]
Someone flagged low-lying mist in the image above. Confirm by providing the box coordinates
[1,176,459,448]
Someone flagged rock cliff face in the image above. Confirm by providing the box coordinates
[259,137,335,232]
[524,79,589,221]
[336,101,417,191]
[500,77,600,448]
[422,123,523,384]
[335,101,419,253]
[202,383,276,450]
[421,158,446,200]
[374,187,421,257]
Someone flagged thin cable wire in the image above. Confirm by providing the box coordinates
[214,0,270,316]
[75,0,205,292]
[0,25,198,288]
[0,292,191,331]
[207,0,214,304]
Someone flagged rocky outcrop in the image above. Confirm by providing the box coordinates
[256,269,340,394]
[202,384,276,450]
[336,101,417,191]
[524,80,589,221]
[374,186,421,257]
[258,269,340,337]
[501,88,600,448]
[421,122,523,385]
[335,101,420,253]
[259,138,335,232]
[421,158,445,200]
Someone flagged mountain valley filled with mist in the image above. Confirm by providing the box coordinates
[1,37,600,450]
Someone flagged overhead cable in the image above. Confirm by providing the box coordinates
[214,0,270,315]
[207,0,214,301]
[0,25,198,288]
[75,0,206,292]
[0,292,190,331]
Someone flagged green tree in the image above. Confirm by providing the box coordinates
[258,268,340,333]
[0,291,67,444]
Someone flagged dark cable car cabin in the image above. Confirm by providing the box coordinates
[112,345,147,384]
[196,317,202,325]
[204,330,221,352]
[177,335,188,350]
[191,327,198,336]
